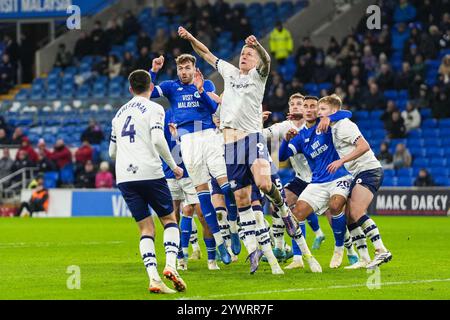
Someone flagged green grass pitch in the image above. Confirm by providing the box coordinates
[1,216,449,300]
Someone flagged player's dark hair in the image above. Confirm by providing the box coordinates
[128,69,152,94]
[304,96,319,101]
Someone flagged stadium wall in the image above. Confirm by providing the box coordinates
[19,187,450,218]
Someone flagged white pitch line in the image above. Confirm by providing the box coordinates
[0,241,124,248]
[179,278,450,300]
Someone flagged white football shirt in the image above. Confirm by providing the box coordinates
[216,59,267,133]
[331,118,382,176]
[263,120,312,183]
[111,96,166,184]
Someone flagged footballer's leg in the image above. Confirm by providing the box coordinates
[307,213,326,250]
[189,214,201,259]
[178,204,195,270]
[212,192,238,262]
[327,195,348,269]
[350,183,391,269]
[195,203,220,270]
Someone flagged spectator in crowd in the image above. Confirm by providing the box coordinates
[17,34,33,83]
[394,0,417,23]
[17,137,38,164]
[37,139,52,159]
[107,55,122,79]
[37,149,57,173]
[12,150,34,172]
[386,110,407,139]
[0,128,11,145]
[377,142,394,170]
[361,45,377,72]
[267,86,288,113]
[0,53,14,94]
[106,18,124,46]
[50,139,72,169]
[0,116,10,135]
[11,127,25,145]
[54,44,73,69]
[296,36,317,61]
[401,101,421,132]
[362,83,385,110]
[95,161,114,189]
[122,10,140,39]
[431,91,450,118]
[81,120,104,145]
[393,143,412,169]
[137,30,152,53]
[151,29,168,55]
[75,160,96,188]
[0,148,14,179]
[121,51,136,77]
[438,54,450,85]
[376,63,395,91]
[75,140,93,173]
[345,84,361,109]
[414,169,435,187]
[396,62,414,90]
[73,32,92,60]
[269,21,293,65]
[91,20,108,56]
[134,46,152,71]
[17,175,49,217]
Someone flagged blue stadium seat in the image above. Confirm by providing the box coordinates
[397,168,413,177]
[384,169,395,177]
[426,147,444,157]
[407,129,422,138]
[413,158,429,167]
[408,147,426,158]
[384,90,398,100]
[382,176,396,186]
[430,158,447,167]
[429,167,449,178]
[438,119,450,128]
[424,139,442,147]
[44,172,59,188]
[422,118,438,128]
[422,128,440,138]
[406,138,424,147]
[355,111,369,120]
[397,176,414,186]
[420,108,432,119]
[435,176,450,186]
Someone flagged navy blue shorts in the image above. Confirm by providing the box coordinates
[224,133,270,192]
[117,178,173,222]
[210,177,222,196]
[349,168,384,196]
[284,176,309,197]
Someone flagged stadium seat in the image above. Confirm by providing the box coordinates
[397,168,413,177]
[384,169,395,177]
[430,158,447,167]
[44,172,59,188]
[60,164,75,185]
[382,176,396,186]
[435,176,450,186]
[414,158,429,167]
[397,176,414,186]
[422,119,438,128]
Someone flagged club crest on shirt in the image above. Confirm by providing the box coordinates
[127,164,139,174]
[194,91,201,98]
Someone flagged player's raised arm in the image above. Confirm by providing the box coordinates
[178,26,218,68]
[194,68,218,113]
[245,35,271,77]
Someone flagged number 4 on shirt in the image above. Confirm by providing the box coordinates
[121,116,136,143]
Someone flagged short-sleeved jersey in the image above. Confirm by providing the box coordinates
[216,59,268,133]
[331,118,381,176]
[152,79,216,136]
[263,120,312,183]
[111,96,166,184]
[162,108,188,179]
[288,122,350,183]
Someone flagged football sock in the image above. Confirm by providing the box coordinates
[349,223,371,262]
[343,227,357,256]
[140,235,160,281]
[238,205,258,254]
[179,215,192,258]
[253,205,277,265]
[189,219,200,251]
[197,191,224,246]
[291,221,306,256]
[219,182,238,233]
[271,212,286,250]
[216,206,231,249]
[163,223,180,269]
[292,221,311,256]
[331,212,346,248]
[358,214,387,253]
[204,237,216,262]
[307,213,325,237]
[264,184,287,215]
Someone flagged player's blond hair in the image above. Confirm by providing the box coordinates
[318,94,343,110]
[175,54,196,66]
[289,93,305,103]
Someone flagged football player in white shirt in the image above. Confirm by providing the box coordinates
[179,27,310,273]
[317,95,392,269]
[263,94,326,269]
[109,70,186,294]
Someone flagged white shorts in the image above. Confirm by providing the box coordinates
[298,175,353,215]
[180,129,227,187]
[167,177,199,205]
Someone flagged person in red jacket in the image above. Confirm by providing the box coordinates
[37,138,52,158]
[75,139,93,174]
[16,137,38,164]
[50,139,72,169]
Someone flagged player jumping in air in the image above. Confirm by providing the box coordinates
[109,70,186,294]
[178,26,316,274]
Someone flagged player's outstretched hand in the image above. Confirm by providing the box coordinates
[151,55,164,73]
[207,92,222,104]
[318,116,331,133]
[194,68,205,92]
[327,159,344,173]
[262,111,272,122]
[287,112,303,121]
[178,26,193,41]
[245,35,259,46]
[173,166,184,180]
[285,128,298,141]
